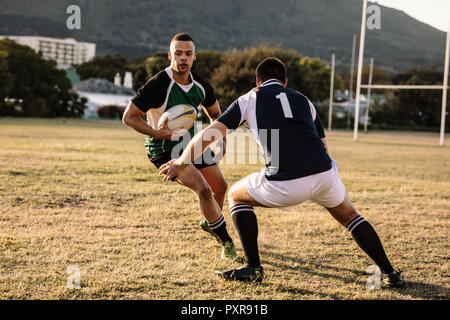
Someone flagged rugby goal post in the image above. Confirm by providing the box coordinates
[353,0,450,146]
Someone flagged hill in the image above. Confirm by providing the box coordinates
[0,0,447,72]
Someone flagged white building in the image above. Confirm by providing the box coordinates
[72,78,135,119]
[0,35,95,69]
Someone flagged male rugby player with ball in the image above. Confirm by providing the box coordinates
[122,33,237,260]
[160,57,404,287]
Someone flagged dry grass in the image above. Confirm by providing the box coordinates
[0,118,449,300]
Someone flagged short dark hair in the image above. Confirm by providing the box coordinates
[171,33,194,43]
[256,57,286,83]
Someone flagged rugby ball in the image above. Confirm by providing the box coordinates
[158,104,197,130]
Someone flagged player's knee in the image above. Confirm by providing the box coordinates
[227,185,240,203]
[196,183,213,200]
[227,185,236,200]
[215,179,228,196]
[343,208,359,225]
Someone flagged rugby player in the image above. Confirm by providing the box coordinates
[159,57,404,287]
[122,33,237,260]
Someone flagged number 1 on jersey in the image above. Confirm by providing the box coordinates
[275,92,293,118]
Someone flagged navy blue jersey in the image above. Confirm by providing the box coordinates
[217,79,331,181]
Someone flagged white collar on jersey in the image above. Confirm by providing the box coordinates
[260,78,283,87]
[165,66,193,84]
[164,66,195,92]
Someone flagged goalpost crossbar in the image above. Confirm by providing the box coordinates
[360,85,449,90]
[353,0,449,146]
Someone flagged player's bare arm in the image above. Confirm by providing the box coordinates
[122,101,184,140]
[202,100,222,121]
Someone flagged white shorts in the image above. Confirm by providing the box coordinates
[247,159,346,209]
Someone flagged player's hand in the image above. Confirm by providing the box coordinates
[213,136,226,163]
[159,158,183,182]
[154,118,186,140]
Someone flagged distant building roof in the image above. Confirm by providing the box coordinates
[73,78,135,95]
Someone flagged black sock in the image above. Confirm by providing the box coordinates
[347,216,394,274]
[231,204,260,268]
[208,215,232,243]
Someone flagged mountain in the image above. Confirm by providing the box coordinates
[0,0,447,72]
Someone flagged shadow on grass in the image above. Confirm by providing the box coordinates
[397,281,450,300]
[262,249,366,275]
[262,279,346,299]
[260,249,450,300]
[258,282,342,300]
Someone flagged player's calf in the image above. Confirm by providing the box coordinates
[216,204,264,282]
[327,197,403,287]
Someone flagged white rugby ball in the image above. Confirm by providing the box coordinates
[158,104,197,130]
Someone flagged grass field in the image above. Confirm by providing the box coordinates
[0,118,449,300]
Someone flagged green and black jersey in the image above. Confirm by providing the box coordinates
[131,66,217,156]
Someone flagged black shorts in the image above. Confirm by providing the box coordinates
[148,147,217,171]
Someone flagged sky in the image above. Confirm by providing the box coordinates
[373,0,450,32]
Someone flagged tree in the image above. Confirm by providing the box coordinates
[0,38,86,117]
[146,53,169,78]
[132,65,148,91]
[371,65,449,130]
[119,55,149,90]
[75,54,129,82]
[391,65,443,85]
[299,56,344,102]
[0,47,13,114]
[211,45,342,109]
[191,50,225,83]
[343,64,391,95]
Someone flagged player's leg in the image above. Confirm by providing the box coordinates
[198,164,236,258]
[315,164,403,287]
[174,164,236,260]
[150,150,225,222]
[218,170,315,282]
[326,197,403,287]
[325,194,358,226]
[154,149,236,259]
[216,176,265,282]
[173,163,221,222]
[198,164,228,209]
[227,177,265,208]
[228,177,264,267]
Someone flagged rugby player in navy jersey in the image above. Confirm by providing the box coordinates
[123,33,236,261]
[159,57,404,287]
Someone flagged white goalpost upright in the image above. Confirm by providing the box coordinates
[353,0,368,142]
[328,53,335,131]
[353,0,450,146]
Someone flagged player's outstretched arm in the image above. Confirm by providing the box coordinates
[202,100,227,161]
[159,121,228,181]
